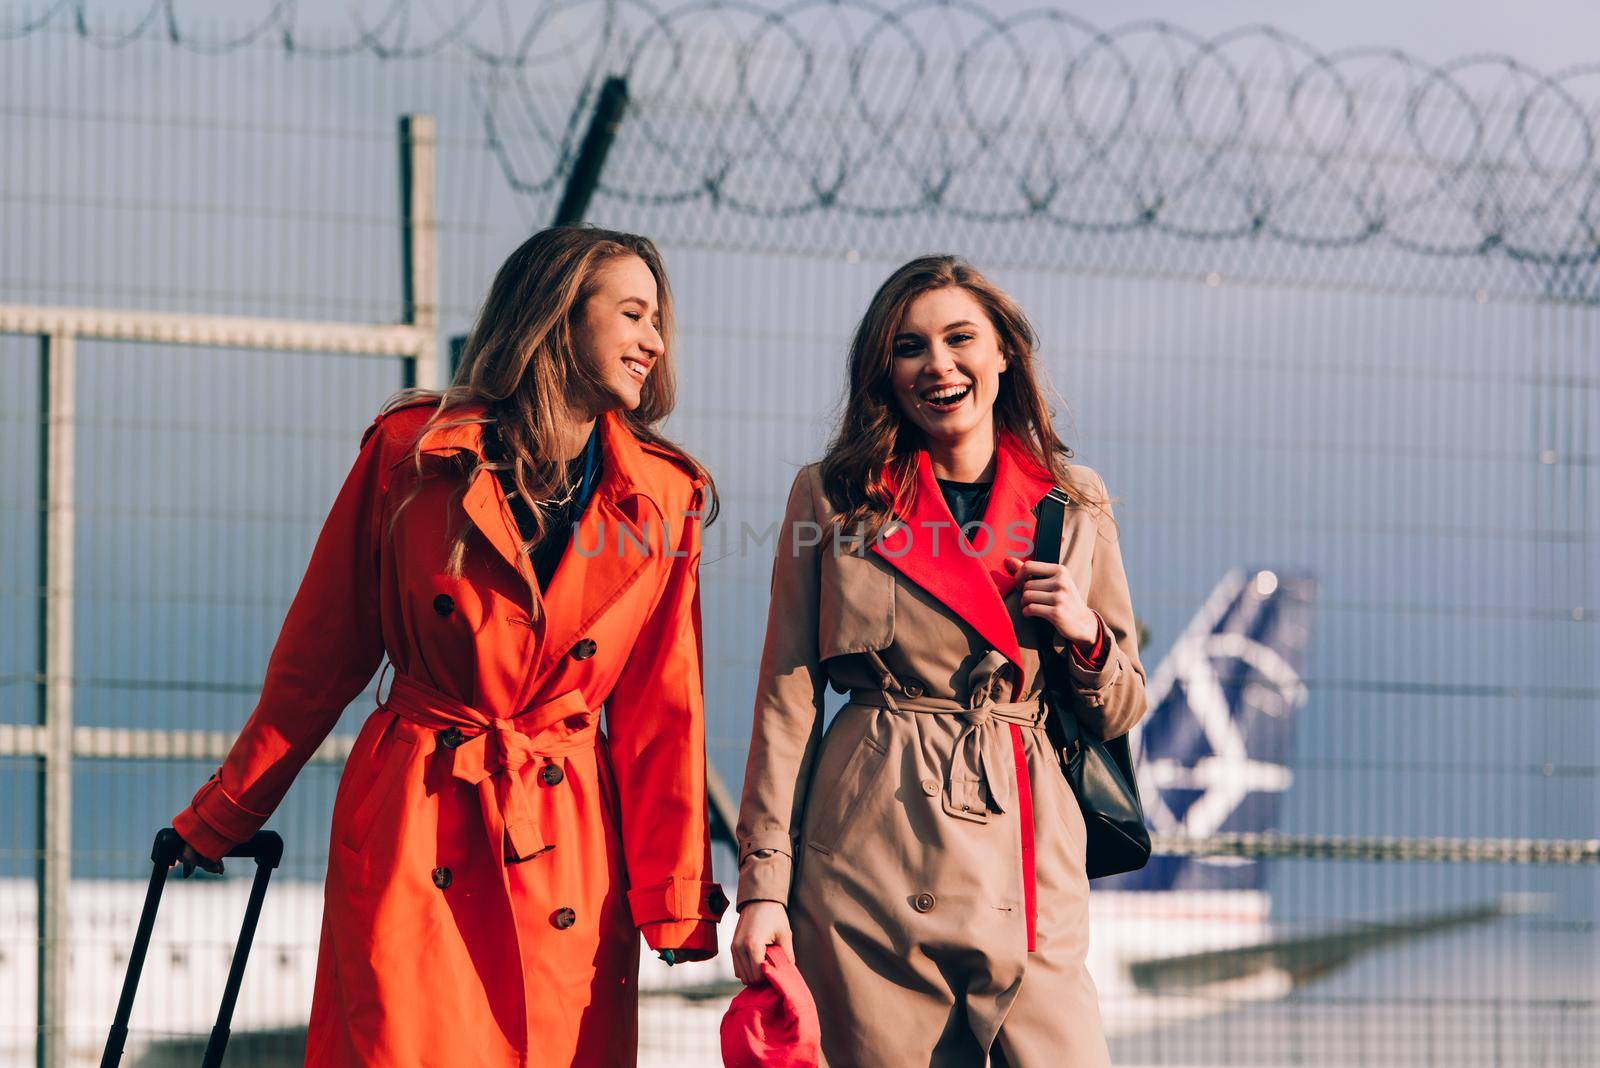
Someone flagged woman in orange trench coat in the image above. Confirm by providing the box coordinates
[171,226,727,1067]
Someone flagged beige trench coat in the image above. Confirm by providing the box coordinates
[736,432,1147,1067]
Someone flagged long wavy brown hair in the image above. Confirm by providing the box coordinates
[388,225,716,608]
[820,254,1101,541]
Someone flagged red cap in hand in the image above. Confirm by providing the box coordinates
[720,945,820,1068]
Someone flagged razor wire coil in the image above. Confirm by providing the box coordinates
[8,1,1600,275]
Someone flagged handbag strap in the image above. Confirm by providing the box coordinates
[1032,488,1070,571]
[1032,488,1083,750]
[1031,487,1072,651]
[1035,489,1140,769]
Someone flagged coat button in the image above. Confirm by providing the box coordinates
[432,867,452,889]
[437,727,465,750]
[920,778,938,796]
[552,907,577,930]
[570,638,598,660]
[913,892,936,913]
[901,678,924,699]
[433,594,455,617]
[539,763,564,787]
[708,887,729,914]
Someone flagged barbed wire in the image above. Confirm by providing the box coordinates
[9,1,1600,276]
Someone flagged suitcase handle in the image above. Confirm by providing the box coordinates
[151,826,284,868]
[102,828,284,1068]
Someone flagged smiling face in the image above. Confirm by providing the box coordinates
[888,285,1010,451]
[572,253,665,414]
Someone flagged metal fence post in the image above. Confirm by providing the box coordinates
[400,114,439,390]
[554,77,629,226]
[37,330,75,1068]
[1,114,437,1068]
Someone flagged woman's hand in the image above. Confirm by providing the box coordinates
[177,843,224,878]
[1004,557,1099,644]
[731,900,792,985]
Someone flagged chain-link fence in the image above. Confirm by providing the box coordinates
[1,2,1596,1065]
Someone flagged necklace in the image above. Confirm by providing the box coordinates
[489,421,601,522]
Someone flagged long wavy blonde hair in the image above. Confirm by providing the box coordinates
[389,225,716,609]
[820,254,1102,542]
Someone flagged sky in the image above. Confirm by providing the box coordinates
[991,0,1596,72]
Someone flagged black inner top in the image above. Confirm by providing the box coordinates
[936,476,993,542]
[484,422,603,590]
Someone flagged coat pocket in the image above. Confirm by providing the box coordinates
[339,727,417,855]
[818,550,895,661]
[803,710,889,857]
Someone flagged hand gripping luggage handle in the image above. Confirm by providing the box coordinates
[149,826,284,868]
[101,828,284,1068]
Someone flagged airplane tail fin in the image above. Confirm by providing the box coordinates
[1105,568,1317,892]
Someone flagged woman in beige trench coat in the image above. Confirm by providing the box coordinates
[730,256,1148,1066]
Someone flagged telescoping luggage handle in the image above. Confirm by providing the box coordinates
[101,828,284,1068]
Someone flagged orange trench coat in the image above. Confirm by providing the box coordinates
[172,402,726,1067]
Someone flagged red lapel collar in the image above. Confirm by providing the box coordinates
[870,431,1056,671]
[534,410,662,674]
[399,405,535,589]
[982,430,1058,600]
[872,433,1031,668]
[404,408,664,645]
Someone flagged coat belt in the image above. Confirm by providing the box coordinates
[382,673,596,863]
[846,687,1044,820]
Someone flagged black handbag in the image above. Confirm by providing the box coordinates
[1032,488,1151,879]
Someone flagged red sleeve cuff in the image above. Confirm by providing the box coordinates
[642,918,720,961]
[630,877,728,960]
[627,876,729,927]
[171,809,233,864]
[172,774,269,862]
[1069,614,1109,671]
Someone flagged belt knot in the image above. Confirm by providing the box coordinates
[445,718,537,782]
[385,674,592,864]
[951,698,1014,819]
